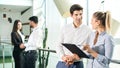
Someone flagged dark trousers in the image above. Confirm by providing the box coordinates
[21,50,38,68]
[13,50,21,68]
[56,61,84,68]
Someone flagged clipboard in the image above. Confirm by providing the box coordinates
[62,43,89,58]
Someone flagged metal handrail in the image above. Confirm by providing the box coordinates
[0,41,120,68]
[38,48,56,68]
[111,59,120,64]
[38,48,120,64]
[38,48,56,53]
[0,41,12,45]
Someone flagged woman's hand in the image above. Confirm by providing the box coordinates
[83,45,93,53]
[83,45,98,58]
[20,43,25,49]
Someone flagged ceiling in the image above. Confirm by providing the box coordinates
[0,4,31,12]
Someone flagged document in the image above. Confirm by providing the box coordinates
[62,43,89,58]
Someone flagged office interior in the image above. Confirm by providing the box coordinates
[0,0,120,68]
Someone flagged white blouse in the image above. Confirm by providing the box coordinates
[17,30,25,43]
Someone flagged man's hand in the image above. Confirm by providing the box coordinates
[62,54,80,65]
[65,55,74,65]
[73,54,80,60]
[20,43,25,49]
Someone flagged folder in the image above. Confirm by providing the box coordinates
[62,43,89,58]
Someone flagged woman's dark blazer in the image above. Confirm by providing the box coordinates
[11,32,24,52]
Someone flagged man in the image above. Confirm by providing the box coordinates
[56,4,91,68]
[20,16,43,68]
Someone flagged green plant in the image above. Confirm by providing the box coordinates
[39,28,49,68]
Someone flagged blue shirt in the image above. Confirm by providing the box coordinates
[86,31,114,68]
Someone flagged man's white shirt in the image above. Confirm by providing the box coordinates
[24,26,44,51]
[57,23,92,61]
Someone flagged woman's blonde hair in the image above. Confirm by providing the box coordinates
[105,11,111,33]
[93,11,111,33]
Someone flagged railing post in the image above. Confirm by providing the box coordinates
[11,46,14,68]
[2,45,5,68]
[42,50,45,68]
[39,49,41,68]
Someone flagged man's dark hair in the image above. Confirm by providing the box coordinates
[70,4,83,15]
[29,16,38,24]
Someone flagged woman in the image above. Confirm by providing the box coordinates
[83,11,114,68]
[11,20,25,68]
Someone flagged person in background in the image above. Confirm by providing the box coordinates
[83,11,114,68]
[56,4,91,68]
[20,16,43,68]
[11,20,25,68]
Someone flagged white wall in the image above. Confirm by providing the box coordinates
[0,11,21,41]
[88,0,103,28]
[0,7,33,41]
[33,0,45,28]
[20,8,33,36]
[0,0,32,6]
[45,0,64,67]
[21,7,33,23]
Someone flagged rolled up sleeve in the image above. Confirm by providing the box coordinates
[95,35,114,66]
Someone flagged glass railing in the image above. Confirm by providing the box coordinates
[0,41,14,68]
[0,41,58,68]
[0,41,120,68]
